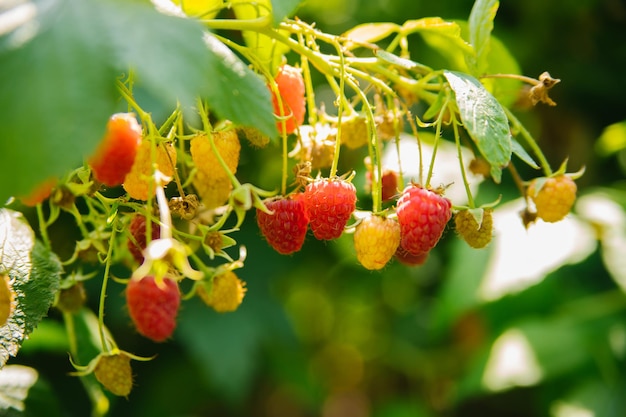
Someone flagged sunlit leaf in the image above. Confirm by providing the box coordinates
[444,70,512,182]
[271,0,303,25]
[0,209,62,368]
[402,18,474,71]
[343,22,400,48]
[468,0,499,75]
[232,0,290,72]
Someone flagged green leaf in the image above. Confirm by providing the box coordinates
[402,18,474,71]
[375,49,432,74]
[468,0,500,75]
[0,0,118,203]
[511,138,540,169]
[271,0,303,24]
[231,0,290,73]
[343,22,400,49]
[0,209,62,368]
[203,34,278,138]
[444,70,512,183]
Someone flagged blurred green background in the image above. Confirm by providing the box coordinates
[10,1,626,417]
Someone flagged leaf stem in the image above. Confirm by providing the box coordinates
[452,119,475,208]
[35,203,52,250]
[97,214,118,353]
[504,107,553,177]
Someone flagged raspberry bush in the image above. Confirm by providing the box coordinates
[1,0,602,416]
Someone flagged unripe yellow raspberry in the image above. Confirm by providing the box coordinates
[454,209,493,249]
[123,140,177,200]
[93,352,133,397]
[354,214,401,270]
[192,171,232,210]
[197,271,246,313]
[339,115,368,150]
[528,175,577,223]
[190,130,240,177]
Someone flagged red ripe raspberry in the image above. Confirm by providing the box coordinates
[366,169,399,203]
[19,177,56,206]
[394,245,429,266]
[256,194,309,255]
[88,113,142,186]
[396,184,452,255]
[127,214,160,264]
[126,276,180,342]
[270,64,305,135]
[304,178,357,240]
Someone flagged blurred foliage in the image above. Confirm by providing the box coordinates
[5,0,626,417]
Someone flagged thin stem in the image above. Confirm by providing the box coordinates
[425,97,449,187]
[196,99,243,189]
[329,42,347,179]
[480,73,539,86]
[36,203,52,250]
[452,120,474,208]
[98,216,118,353]
[507,162,528,201]
[504,107,553,177]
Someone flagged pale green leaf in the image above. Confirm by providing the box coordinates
[402,17,474,71]
[444,70,512,183]
[468,0,499,74]
[271,0,303,24]
[0,209,62,368]
[343,22,400,49]
[375,49,432,74]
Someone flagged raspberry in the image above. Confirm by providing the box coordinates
[126,275,180,342]
[93,352,133,397]
[353,214,401,270]
[123,140,177,201]
[56,282,87,314]
[190,130,241,177]
[295,124,336,170]
[18,177,56,206]
[197,271,247,313]
[236,126,270,148]
[375,109,403,141]
[396,184,452,255]
[271,64,305,135]
[191,131,240,209]
[394,245,429,266]
[88,113,142,186]
[128,214,160,264]
[256,194,309,254]
[366,169,399,203]
[454,209,493,249]
[528,175,577,223]
[304,178,357,240]
[339,115,368,149]
[193,173,232,210]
